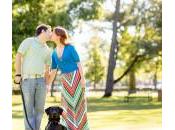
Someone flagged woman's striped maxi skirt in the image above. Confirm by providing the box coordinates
[60,69,89,130]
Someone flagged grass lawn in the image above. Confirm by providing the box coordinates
[12,91,162,130]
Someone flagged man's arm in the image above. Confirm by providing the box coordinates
[14,52,22,84]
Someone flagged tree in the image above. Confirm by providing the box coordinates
[85,36,105,89]
[103,0,120,97]
[103,0,162,97]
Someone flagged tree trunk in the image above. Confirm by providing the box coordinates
[103,0,120,97]
[153,73,157,90]
[129,70,136,93]
[113,55,142,84]
[154,62,158,90]
[94,82,96,90]
[158,89,162,102]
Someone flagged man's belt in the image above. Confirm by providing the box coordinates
[22,74,44,80]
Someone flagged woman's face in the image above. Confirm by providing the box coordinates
[51,31,60,43]
[51,31,57,42]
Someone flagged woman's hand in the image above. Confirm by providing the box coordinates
[44,70,50,85]
[81,77,86,92]
[46,70,57,85]
[46,84,51,93]
[77,63,86,92]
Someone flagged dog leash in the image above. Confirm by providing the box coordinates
[14,79,34,130]
[50,65,60,91]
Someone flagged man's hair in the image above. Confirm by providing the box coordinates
[35,24,51,36]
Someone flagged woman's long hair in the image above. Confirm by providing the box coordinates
[54,26,68,45]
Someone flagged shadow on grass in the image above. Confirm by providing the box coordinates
[87,96,162,112]
[12,110,23,119]
[12,114,23,119]
[12,96,162,119]
[12,102,22,106]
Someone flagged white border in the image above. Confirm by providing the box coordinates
[0,0,175,130]
[163,0,175,130]
[0,0,12,129]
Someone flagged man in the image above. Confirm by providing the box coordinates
[14,24,52,130]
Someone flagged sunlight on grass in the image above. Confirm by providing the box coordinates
[12,91,161,130]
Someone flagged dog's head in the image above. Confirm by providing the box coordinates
[45,106,63,121]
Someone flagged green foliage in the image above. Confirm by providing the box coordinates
[115,0,162,81]
[12,0,106,51]
[12,0,72,51]
[85,36,105,89]
[68,0,105,20]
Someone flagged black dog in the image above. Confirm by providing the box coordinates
[45,106,67,130]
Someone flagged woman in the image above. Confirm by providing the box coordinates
[48,26,89,130]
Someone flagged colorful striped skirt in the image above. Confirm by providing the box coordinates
[60,69,89,130]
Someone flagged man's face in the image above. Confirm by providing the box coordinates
[43,29,52,41]
[51,31,58,42]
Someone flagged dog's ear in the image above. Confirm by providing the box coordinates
[45,107,51,115]
[58,107,63,115]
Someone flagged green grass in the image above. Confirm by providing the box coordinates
[12,91,162,130]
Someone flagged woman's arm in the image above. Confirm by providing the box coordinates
[44,65,50,85]
[48,69,57,86]
[45,69,57,93]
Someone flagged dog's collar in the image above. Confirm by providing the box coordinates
[49,121,60,125]
[49,115,60,118]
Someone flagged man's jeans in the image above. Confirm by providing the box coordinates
[21,78,46,130]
